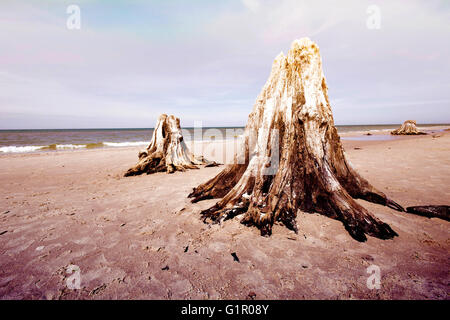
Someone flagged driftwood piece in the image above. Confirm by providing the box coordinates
[391,120,426,135]
[125,114,216,176]
[406,206,449,221]
[189,38,404,242]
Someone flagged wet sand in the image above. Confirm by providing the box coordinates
[0,128,449,299]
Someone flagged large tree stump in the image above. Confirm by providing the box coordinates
[189,38,404,242]
[125,114,213,176]
[391,120,426,135]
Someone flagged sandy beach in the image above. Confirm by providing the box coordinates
[0,127,449,300]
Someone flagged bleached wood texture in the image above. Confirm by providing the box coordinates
[125,114,213,176]
[391,120,426,135]
[189,38,404,241]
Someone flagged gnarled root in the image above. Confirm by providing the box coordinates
[193,161,399,241]
[318,191,398,242]
[406,205,449,221]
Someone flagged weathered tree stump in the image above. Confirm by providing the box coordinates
[391,120,426,135]
[125,114,215,176]
[189,38,404,242]
[406,206,449,221]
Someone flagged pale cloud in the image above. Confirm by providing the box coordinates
[242,0,260,13]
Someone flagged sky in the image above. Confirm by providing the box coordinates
[0,0,449,129]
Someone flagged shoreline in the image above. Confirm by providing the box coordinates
[0,124,448,156]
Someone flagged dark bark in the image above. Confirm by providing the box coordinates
[406,206,449,221]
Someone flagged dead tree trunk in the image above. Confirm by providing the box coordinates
[189,38,404,242]
[125,114,212,176]
[391,120,426,135]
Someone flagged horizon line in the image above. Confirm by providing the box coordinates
[0,122,449,131]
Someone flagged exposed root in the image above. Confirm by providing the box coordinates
[406,205,449,221]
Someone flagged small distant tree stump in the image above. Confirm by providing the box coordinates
[125,114,215,176]
[189,38,404,242]
[391,120,426,135]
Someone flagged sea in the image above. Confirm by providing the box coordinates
[0,124,447,154]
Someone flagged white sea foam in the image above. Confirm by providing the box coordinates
[0,141,150,153]
[103,141,149,147]
[0,146,45,153]
[55,144,86,149]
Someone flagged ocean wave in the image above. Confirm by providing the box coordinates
[48,144,86,150]
[0,145,46,153]
[0,141,150,153]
